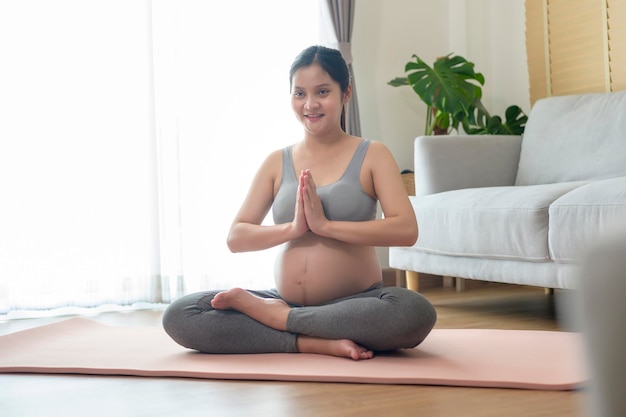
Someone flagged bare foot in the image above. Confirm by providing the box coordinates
[297,336,374,361]
[211,288,290,331]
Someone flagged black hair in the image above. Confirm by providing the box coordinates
[289,45,351,131]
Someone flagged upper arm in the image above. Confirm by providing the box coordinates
[365,141,415,221]
[230,150,282,226]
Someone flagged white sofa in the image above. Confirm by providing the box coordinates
[389,90,626,291]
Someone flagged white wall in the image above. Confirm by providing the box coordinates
[351,0,529,266]
[459,0,530,119]
[352,0,450,172]
[352,0,529,172]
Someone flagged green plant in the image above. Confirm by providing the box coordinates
[388,53,527,136]
[462,101,527,135]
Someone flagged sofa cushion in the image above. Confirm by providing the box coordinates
[516,91,626,186]
[411,181,587,262]
[549,177,626,263]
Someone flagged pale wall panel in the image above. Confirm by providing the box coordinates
[547,0,607,95]
[526,0,548,104]
[608,0,626,90]
[525,0,626,100]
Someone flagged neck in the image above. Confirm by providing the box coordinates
[303,129,349,147]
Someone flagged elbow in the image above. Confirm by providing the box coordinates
[226,237,236,253]
[405,224,418,246]
[226,232,240,253]
[227,222,250,253]
[402,219,418,246]
[388,215,418,246]
[391,225,417,247]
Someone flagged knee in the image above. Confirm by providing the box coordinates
[161,297,185,338]
[161,291,217,350]
[409,293,437,347]
[161,296,190,348]
[384,287,437,348]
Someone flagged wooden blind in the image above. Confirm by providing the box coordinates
[525,0,626,105]
[525,0,549,102]
[547,0,607,95]
[608,0,626,90]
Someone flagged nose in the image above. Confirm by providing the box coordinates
[305,95,319,110]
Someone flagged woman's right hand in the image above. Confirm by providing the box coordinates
[290,170,310,238]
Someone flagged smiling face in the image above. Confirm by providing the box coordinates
[290,63,351,137]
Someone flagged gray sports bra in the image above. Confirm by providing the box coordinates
[272,139,377,224]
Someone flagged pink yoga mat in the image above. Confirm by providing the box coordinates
[0,318,586,390]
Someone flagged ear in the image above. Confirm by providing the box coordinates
[343,84,352,103]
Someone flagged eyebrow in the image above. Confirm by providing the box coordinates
[292,83,333,90]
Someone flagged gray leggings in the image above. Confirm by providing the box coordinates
[162,282,437,354]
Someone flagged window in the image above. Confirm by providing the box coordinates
[0,0,320,316]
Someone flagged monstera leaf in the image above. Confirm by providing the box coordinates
[388,53,526,136]
[406,54,484,119]
[389,54,485,135]
[462,101,528,135]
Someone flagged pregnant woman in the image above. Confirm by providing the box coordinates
[162,45,437,360]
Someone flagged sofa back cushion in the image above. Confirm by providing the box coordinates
[515,90,626,186]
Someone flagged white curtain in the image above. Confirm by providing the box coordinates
[0,0,320,317]
[320,0,361,136]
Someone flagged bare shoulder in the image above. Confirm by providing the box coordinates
[252,146,289,197]
[256,147,284,176]
[264,147,284,166]
[364,139,398,168]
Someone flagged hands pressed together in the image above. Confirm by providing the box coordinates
[292,169,328,238]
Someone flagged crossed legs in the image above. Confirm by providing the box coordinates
[211,288,374,360]
[162,284,436,360]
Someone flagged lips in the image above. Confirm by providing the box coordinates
[305,114,323,119]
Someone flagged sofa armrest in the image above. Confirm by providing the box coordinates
[413,134,522,196]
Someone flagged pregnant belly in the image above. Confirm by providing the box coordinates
[274,233,382,306]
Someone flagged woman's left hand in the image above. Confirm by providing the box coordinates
[299,169,328,234]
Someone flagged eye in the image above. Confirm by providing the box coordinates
[317,89,330,96]
[292,90,304,98]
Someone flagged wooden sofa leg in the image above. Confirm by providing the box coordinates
[442,275,455,288]
[444,276,466,292]
[395,269,405,287]
[544,288,555,296]
[405,270,419,291]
